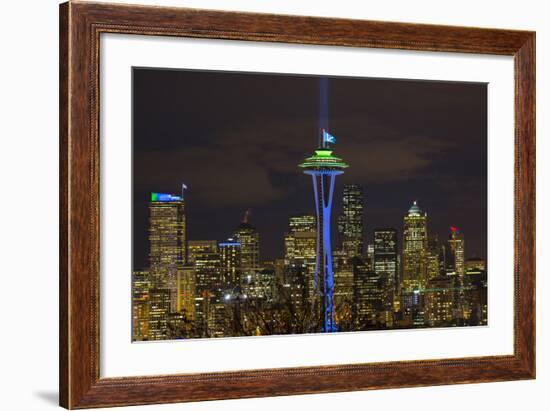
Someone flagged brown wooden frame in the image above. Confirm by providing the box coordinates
[59,1,535,408]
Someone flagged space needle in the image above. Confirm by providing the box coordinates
[299,127,348,332]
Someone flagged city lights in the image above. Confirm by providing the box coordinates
[133,179,487,341]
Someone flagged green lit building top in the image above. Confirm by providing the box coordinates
[299,148,349,171]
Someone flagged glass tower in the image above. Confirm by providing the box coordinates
[338,184,364,258]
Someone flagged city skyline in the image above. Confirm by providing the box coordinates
[132,67,488,340]
[133,184,487,341]
[137,187,478,273]
[133,68,487,269]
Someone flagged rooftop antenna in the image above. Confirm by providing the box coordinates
[181,183,188,198]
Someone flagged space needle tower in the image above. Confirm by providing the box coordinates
[299,86,348,332]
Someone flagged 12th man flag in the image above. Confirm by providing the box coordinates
[322,129,336,144]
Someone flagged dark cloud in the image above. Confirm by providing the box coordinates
[133,68,487,268]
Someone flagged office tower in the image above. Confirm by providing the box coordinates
[243,268,276,301]
[424,275,455,326]
[288,214,316,232]
[233,210,260,277]
[148,191,187,311]
[447,226,465,276]
[465,257,486,272]
[365,243,375,270]
[284,215,317,300]
[353,261,383,330]
[283,215,317,324]
[374,229,398,287]
[274,258,285,287]
[337,184,364,258]
[300,131,348,332]
[148,288,171,340]
[194,249,222,296]
[401,201,428,292]
[132,270,150,341]
[443,228,467,322]
[399,289,425,328]
[426,236,441,279]
[332,250,355,330]
[188,240,217,265]
[463,266,488,325]
[192,244,222,337]
[219,238,241,289]
[207,302,229,338]
[373,229,398,316]
[176,265,196,325]
[284,215,317,265]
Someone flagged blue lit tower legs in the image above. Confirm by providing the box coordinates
[299,136,348,332]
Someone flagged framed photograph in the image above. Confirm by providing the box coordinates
[59,1,535,408]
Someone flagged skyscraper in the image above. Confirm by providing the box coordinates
[148,288,171,340]
[283,215,316,323]
[300,132,348,332]
[219,238,241,289]
[176,265,196,325]
[338,184,364,258]
[148,191,187,311]
[426,235,441,279]
[373,228,398,315]
[188,240,217,265]
[445,226,466,321]
[402,201,428,292]
[233,210,260,278]
[424,275,455,326]
[447,226,465,277]
[288,214,316,233]
[353,260,383,330]
[132,270,150,341]
[332,249,354,329]
[192,247,222,338]
[465,257,486,272]
[284,215,317,300]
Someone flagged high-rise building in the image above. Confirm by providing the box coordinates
[284,216,317,263]
[148,288,171,340]
[132,270,150,341]
[463,266,488,325]
[424,275,455,326]
[332,249,354,328]
[465,257,486,272]
[365,243,375,270]
[188,240,217,265]
[187,240,221,338]
[219,238,241,289]
[233,210,260,277]
[242,268,276,301]
[288,214,316,233]
[337,184,364,258]
[353,261,383,330]
[207,302,229,338]
[426,236,441,279]
[283,215,317,322]
[194,247,222,297]
[176,265,196,323]
[447,226,465,277]
[300,133,349,332]
[148,191,187,311]
[401,201,428,292]
[284,215,317,302]
[373,228,398,314]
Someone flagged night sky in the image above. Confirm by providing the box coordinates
[132,67,487,270]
